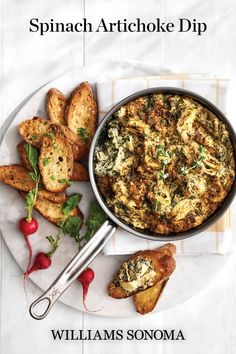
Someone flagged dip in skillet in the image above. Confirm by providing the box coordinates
[94,93,235,235]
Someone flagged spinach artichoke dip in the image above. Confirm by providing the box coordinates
[118,257,156,293]
[94,93,235,235]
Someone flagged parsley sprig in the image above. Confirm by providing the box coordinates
[24,144,40,222]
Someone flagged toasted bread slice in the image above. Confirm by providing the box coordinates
[134,279,168,315]
[17,141,33,170]
[19,191,83,225]
[18,117,86,161]
[108,243,176,299]
[39,124,73,192]
[59,124,89,161]
[0,164,66,203]
[66,82,97,160]
[72,138,89,161]
[18,117,51,148]
[17,140,87,180]
[66,82,97,138]
[71,162,89,181]
[46,88,67,125]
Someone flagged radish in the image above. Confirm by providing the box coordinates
[18,217,38,275]
[77,268,98,312]
[24,234,60,277]
[25,252,51,276]
[18,217,38,236]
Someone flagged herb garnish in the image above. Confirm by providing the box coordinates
[43,131,55,140]
[31,134,39,140]
[181,145,207,175]
[58,178,72,186]
[43,157,50,166]
[24,144,40,222]
[77,127,89,144]
[156,144,170,180]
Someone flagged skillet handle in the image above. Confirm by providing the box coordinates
[29,220,117,320]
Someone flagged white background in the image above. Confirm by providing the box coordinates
[1,0,236,353]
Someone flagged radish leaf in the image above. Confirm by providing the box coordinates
[62,194,82,216]
[84,200,107,241]
[62,216,82,243]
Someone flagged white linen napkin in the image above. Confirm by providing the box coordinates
[96,74,232,255]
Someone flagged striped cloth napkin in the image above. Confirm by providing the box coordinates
[96,74,232,255]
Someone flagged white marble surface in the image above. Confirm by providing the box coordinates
[1,0,236,353]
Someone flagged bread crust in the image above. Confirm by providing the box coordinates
[0,164,66,203]
[108,243,176,299]
[134,279,168,315]
[71,162,89,181]
[46,88,67,125]
[18,117,51,148]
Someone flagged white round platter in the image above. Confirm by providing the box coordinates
[0,61,235,317]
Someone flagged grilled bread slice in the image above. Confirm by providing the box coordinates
[46,88,67,125]
[18,117,51,148]
[108,243,176,299]
[19,191,83,226]
[71,162,89,181]
[18,117,86,161]
[18,140,87,180]
[39,124,73,192]
[17,141,33,170]
[134,279,168,315]
[0,164,66,203]
[66,82,97,138]
[59,124,89,161]
[66,82,97,160]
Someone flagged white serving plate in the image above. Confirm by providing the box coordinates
[0,61,234,317]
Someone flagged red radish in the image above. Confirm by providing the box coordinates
[25,252,51,276]
[18,217,38,236]
[77,268,96,312]
[24,234,60,277]
[18,217,38,275]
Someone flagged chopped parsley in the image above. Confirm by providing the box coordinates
[181,145,207,175]
[31,134,39,140]
[58,178,72,186]
[50,174,56,180]
[43,157,50,166]
[44,131,55,140]
[77,127,89,143]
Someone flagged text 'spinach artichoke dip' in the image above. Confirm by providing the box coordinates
[94,93,235,235]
